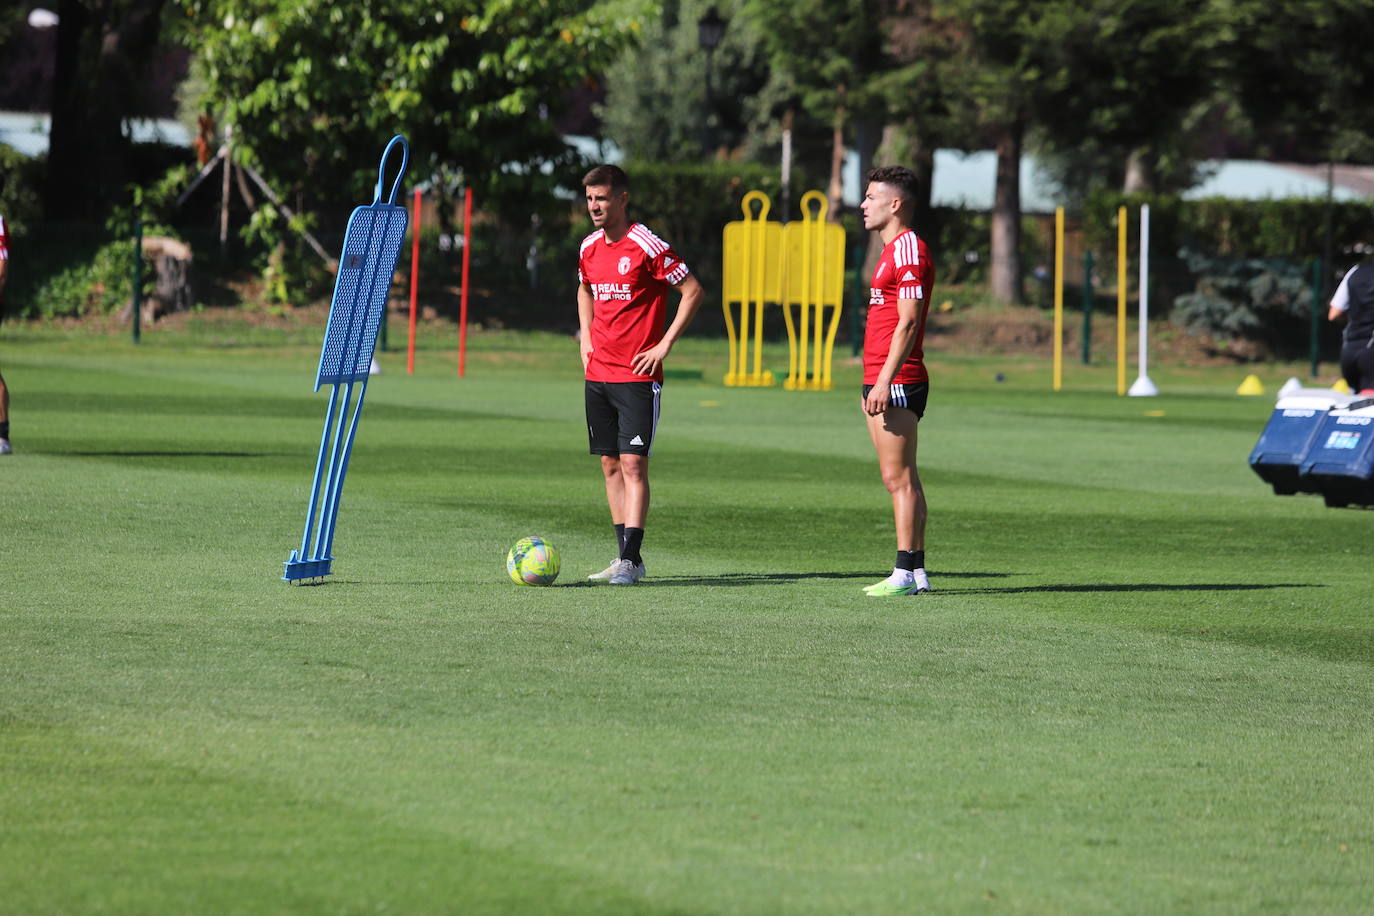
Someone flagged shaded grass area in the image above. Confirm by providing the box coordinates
[1,329,1371,913]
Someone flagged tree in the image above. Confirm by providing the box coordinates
[908,0,1222,303]
[184,0,643,292]
[927,0,1054,303]
[45,0,171,221]
[1030,0,1222,195]
[868,0,978,228]
[1226,0,1374,164]
[0,6,29,48]
[742,0,886,218]
[600,0,772,164]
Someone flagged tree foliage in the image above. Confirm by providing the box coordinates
[1172,252,1317,357]
[45,0,171,220]
[184,0,643,295]
[1225,0,1374,163]
[28,0,1374,317]
[600,0,773,164]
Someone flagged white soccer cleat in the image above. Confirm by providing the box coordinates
[591,558,646,582]
[911,568,932,594]
[588,560,621,581]
[0,438,11,455]
[608,558,646,585]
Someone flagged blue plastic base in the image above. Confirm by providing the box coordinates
[283,553,333,581]
[1249,408,1330,495]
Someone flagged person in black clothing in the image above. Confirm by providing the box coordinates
[1329,263,1374,394]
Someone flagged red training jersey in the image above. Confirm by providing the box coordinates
[578,222,690,383]
[0,215,9,262]
[863,229,933,385]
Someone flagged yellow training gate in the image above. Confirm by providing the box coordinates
[721,190,846,389]
[781,191,845,390]
[722,191,782,386]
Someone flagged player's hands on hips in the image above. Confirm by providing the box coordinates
[631,341,671,377]
[864,381,891,416]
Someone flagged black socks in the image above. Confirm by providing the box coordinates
[615,523,626,553]
[620,527,644,566]
[897,550,924,571]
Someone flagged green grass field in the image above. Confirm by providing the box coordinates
[2,320,1371,913]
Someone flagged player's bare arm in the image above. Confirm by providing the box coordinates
[577,282,596,370]
[631,274,704,377]
[864,296,921,416]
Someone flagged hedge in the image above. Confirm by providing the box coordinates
[1083,191,1374,263]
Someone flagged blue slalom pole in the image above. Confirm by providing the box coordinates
[298,385,342,560]
[313,380,356,557]
[320,383,371,559]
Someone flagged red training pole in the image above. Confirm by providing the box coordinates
[407,187,422,375]
[459,186,472,377]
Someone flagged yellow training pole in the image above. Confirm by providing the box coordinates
[808,212,824,389]
[811,226,824,389]
[1053,206,1064,391]
[798,217,812,390]
[1116,206,1128,396]
[741,212,757,381]
[752,215,767,381]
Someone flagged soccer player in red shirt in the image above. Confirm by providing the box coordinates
[858,167,934,596]
[0,213,10,455]
[577,165,704,584]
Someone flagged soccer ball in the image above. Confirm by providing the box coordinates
[506,535,560,586]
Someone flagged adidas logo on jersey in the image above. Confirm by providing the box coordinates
[900,270,917,282]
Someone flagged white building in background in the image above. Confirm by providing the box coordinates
[839,150,1374,211]
[0,111,190,158]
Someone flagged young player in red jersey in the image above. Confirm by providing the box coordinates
[577,165,704,584]
[858,167,934,596]
[0,213,10,455]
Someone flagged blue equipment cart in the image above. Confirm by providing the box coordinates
[1297,401,1374,508]
[1249,388,1357,495]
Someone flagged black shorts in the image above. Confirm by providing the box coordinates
[1340,344,1374,394]
[861,382,928,418]
[586,380,662,456]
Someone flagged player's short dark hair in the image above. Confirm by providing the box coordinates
[866,165,920,207]
[583,164,630,194]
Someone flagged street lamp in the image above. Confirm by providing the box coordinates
[697,5,726,159]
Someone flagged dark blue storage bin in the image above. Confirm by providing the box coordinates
[1297,403,1374,507]
[1249,390,1355,495]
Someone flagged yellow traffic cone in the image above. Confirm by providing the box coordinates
[1236,374,1265,395]
[1333,378,1352,394]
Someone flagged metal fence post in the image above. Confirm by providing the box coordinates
[1081,250,1093,365]
[132,210,142,345]
[1310,259,1321,378]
